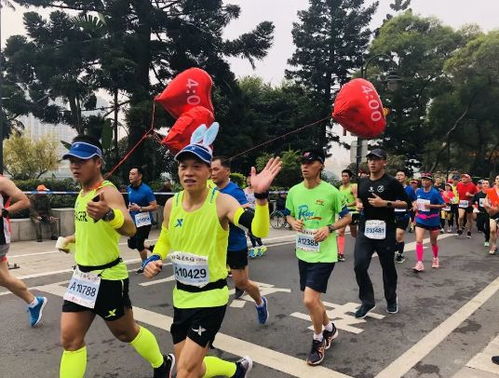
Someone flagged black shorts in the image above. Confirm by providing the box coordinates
[62,278,132,321]
[415,223,440,231]
[350,213,360,225]
[171,305,226,348]
[226,248,248,270]
[128,225,152,251]
[395,213,410,230]
[298,260,335,293]
[458,206,473,214]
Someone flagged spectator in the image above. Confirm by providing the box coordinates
[156,179,173,207]
[30,185,58,242]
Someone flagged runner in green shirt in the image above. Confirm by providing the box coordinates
[285,149,351,366]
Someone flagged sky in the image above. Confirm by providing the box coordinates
[2,0,499,174]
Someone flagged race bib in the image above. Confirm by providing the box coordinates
[416,199,431,212]
[170,251,209,287]
[135,212,152,227]
[63,268,101,309]
[364,220,386,240]
[443,206,451,212]
[479,198,485,207]
[459,200,469,208]
[296,229,320,252]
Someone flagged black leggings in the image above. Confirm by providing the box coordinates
[476,213,490,242]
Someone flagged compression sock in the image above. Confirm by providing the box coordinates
[203,356,237,378]
[431,244,439,258]
[129,326,164,368]
[337,235,345,255]
[60,346,87,378]
[416,242,424,261]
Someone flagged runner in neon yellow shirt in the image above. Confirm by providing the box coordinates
[285,149,351,366]
[143,128,281,378]
[57,135,172,378]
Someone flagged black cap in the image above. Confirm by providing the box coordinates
[366,148,387,160]
[301,150,325,164]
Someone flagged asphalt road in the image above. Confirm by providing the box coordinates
[1,231,499,378]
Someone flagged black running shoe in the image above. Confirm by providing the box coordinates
[386,301,398,314]
[153,354,175,378]
[136,267,144,274]
[307,338,326,365]
[395,253,405,264]
[322,324,338,349]
[457,229,463,236]
[492,356,499,365]
[466,231,472,239]
[232,356,253,377]
[355,304,375,319]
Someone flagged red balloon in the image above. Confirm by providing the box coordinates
[161,106,214,154]
[332,78,386,138]
[155,67,214,118]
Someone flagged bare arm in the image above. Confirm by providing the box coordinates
[0,177,30,214]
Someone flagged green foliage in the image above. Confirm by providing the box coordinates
[4,131,59,179]
[230,172,246,188]
[256,150,301,189]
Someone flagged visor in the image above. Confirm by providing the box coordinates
[62,142,103,160]
[175,144,212,165]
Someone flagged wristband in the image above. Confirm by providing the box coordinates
[107,209,125,229]
[142,254,161,269]
[254,191,269,200]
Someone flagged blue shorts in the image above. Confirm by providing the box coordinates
[298,260,335,293]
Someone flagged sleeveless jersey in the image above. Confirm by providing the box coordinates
[339,183,358,214]
[74,180,127,280]
[0,193,11,245]
[169,188,229,309]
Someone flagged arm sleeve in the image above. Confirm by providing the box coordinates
[153,225,171,259]
[233,203,270,238]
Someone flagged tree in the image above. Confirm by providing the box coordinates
[256,150,302,189]
[286,0,378,148]
[4,130,59,179]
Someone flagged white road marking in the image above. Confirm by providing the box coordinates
[36,282,352,378]
[375,275,499,378]
[371,234,453,258]
[139,274,176,286]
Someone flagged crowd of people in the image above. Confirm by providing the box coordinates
[0,134,498,377]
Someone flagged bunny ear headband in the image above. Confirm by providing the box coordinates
[174,122,220,164]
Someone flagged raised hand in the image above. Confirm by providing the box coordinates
[250,157,282,194]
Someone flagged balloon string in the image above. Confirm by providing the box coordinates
[104,102,157,179]
[229,116,331,160]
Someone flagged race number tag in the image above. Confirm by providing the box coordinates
[479,198,485,207]
[459,200,469,208]
[443,206,451,212]
[296,229,320,252]
[364,220,386,240]
[63,268,101,309]
[416,199,431,212]
[135,212,152,227]
[170,251,209,287]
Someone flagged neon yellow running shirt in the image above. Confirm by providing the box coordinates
[168,188,229,309]
[74,181,127,280]
[339,183,358,213]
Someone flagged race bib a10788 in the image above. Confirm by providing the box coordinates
[63,268,101,309]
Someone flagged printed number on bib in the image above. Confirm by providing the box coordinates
[63,268,101,309]
[416,199,431,212]
[135,212,152,227]
[170,251,209,287]
[364,220,386,240]
[296,229,320,252]
[459,200,469,208]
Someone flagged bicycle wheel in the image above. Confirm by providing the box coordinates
[270,211,284,229]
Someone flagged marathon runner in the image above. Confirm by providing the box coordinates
[127,166,158,274]
[0,175,47,327]
[394,170,417,263]
[456,174,477,238]
[337,169,358,262]
[354,149,411,318]
[285,150,351,366]
[441,183,457,233]
[211,156,269,322]
[58,136,172,378]
[472,180,491,249]
[143,135,281,377]
[484,175,499,255]
[411,173,445,272]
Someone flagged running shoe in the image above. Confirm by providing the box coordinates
[233,356,253,378]
[354,304,375,319]
[446,227,453,233]
[440,228,444,234]
[322,324,338,349]
[256,296,269,324]
[492,356,499,365]
[432,257,440,269]
[153,354,175,378]
[248,248,256,259]
[386,301,398,314]
[28,296,47,327]
[457,229,463,236]
[412,261,424,273]
[484,241,490,247]
[466,231,472,239]
[234,287,245,299]
[258,245,267,256]
[306,338,326,366]
[489,249,497,255]
[395,253,405,264]
[338,254,346,262]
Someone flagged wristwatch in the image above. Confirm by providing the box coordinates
[254,191,269,200]
[386,201,392,208]
[102,209,115,222]
[327,224,336,233]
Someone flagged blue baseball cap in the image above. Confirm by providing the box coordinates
[175,144,213,165]
[62,142,103,160]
